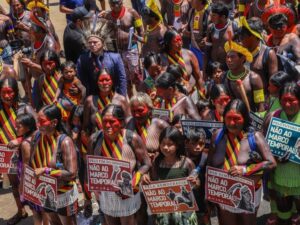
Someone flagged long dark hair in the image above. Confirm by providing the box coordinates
[41,104,68,133]
[16,113,37,138]
[155,72,186,94]
[270,72,294,89]
[144,52,161,70]
[96,68,115,92]
[209,84,229,109]
[163,29,179,53]
[0,77,19,103]
[101,104,125,126]
[223,99,250,132]
[279,81,300,101]
[40,50,61,72]
[155,126,185,167]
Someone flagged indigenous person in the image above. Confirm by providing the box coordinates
[141,4,166,58]
[63,6,92,63]
[202,84,231,122]
[36,50,62,110]
[204,2,238,73]
[155,71,201,120]
[263,6,300,65]
[88,104,151,225]
[208,99,276,225]
[16,113,50,225]
[142,126,199,225]
[205,61,226,98]
[183,0,210,70]
[77,17,127,97]
[0,77,35,225]
[247,0,270,18]
[54,61,86,122]
[161,29,204,95]
[0,13,14,64]
[31,104,78,225]
[82,68,130,136]
[239,17,278,89]
[8,0,31,48]
[264,82,300,225]
[138,52,163,100]
[224,41,265,112]
[102,0,144,97]
[127,92,169,161]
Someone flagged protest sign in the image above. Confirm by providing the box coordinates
[266,117,300,164]
[23,165,57,211]
[87,155,133,196]
[249,112,264,131]
[0,145,19,174]
[141,178,198,214]
[181,120,223,147]
[206,166,255,213]
[152,108,171,121]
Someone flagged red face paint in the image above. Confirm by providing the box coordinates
[98,74,113,91]
[281,93,300,116]
[172,35,182,44]
[1,87,15,103]
[214,95,231,106]
[268,82,279,95]
[102,114,122,136]
[225,110,244,134]
[37,114,52,127]
[131,103,150,120]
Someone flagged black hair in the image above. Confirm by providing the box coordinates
[155,126,185,167]
[155,72,186,94]
[0,77,19,103]
[279,81,300,101]
[61,61,77,72]
[223,99,250,132]
[41,104,67,133]
[186,129,206,143]
[171,114,185,126]
[141,6,160,21]
[196,99,210,114]
[209,84,229,109]
[144,52,161,70]
[101,104,125,122]
[239,17,263,39]
[10,0,26,9]
[269,71,293,88]
[211,2,229,18]
[268,14,288,28]
[69,105,84,126]
[167,64,184,81]
[96,68,115,92]
[207,61,225,78]
[16,113,37,138]
[163,29,179,53]
[40,50,61,70]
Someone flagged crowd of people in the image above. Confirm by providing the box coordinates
[0,0,300,224]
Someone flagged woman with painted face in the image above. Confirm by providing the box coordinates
[36,50,62,110]
[207,99,276,225]
[202,84,231,122]
[88,104,151,225]
[161,30,204,95]
[16,113,50,225]
[82,68,130,137]
[264,82,300,225]
[0,77,36,225]
[155,71,201,120]
[30,104,78,225]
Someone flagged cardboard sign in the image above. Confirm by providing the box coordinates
[141,178,198,214]
[0,145,19,174]
[206,167,255,213]
[249,112,264,131]
[266,117,300,164]
[87,155,133,196]
[23,165,57,211]
[181,120,223,147]
[152,108,171,121]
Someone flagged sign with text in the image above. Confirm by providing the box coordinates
[266,117,300,164]
[206,167,255,213]
[152,108,171,121]
[87,155,133,196]
[249,112,264,131]
[181,120,223,148]
[141,178,198,214]
[23,165,57,211]
[0,145,19,174]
